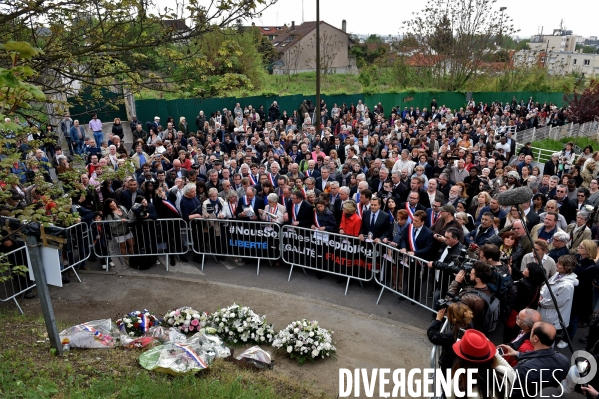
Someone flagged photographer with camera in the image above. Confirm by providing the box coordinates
[427,302,473,371]
[427,227,467,308]
[446,261,499,335]
[479,244,517,340]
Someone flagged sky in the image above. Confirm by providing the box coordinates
[248,0,597,39]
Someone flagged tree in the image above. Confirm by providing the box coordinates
[564,79,599,124]
[0,0,276,118]
[401,0,517,91]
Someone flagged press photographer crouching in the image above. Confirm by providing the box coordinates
[446,261,497,335]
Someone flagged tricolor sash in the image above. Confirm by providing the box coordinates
[249,174,257,185]
[429,211,438,226]
[405,202,415,220]
[407,224,418,252]
[267,206,277,222]
[292,204,299,222]
[356,203,363,219]
[313,210,321,228]
[228,202,236,218]
[269,173,277,187]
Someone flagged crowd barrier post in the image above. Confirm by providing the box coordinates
[90,218,189,272]
[59,222,93,282]
[373,242,441,313]
[0,245,34,314]
[190,218,281,275]
[430,318,450,399]
[280,225,374,295]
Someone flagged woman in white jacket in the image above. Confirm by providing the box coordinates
[538,254,578,348]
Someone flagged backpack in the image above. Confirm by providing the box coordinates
[489,264,517,322]
[472,289,500,335]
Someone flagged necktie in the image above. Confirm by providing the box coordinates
[371,212,376,226]
[414,228,419,239]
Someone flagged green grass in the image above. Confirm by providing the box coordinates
[0,311,327,399]
[531,136,599,152]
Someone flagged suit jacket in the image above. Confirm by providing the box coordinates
[315,176,334,192]
[432,242,467,292]
[360,210,392,240]
[525,209,540,231]
[566,224,592,255]
[286,200,314,228]
[401,189,431,208]
[303,169,320,179]
[399,225,434,260]
[398,202,427,218]
[465,225,496,246]
[369,178,387,193]
[235,195,261,221]
[165,167,189,179]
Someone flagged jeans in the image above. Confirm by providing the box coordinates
[93,131,103,147]
[73,140,84,155]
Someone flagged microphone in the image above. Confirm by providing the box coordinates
[497,186,534,207]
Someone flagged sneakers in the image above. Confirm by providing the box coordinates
[102,264,108,270]
[109,261,115,267]
[556,340,568,349]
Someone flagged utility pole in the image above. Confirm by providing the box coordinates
[315,0,320,126]
[25,234,62,355]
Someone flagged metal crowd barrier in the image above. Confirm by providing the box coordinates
[281,225,374,295]
[60,222,93,283]
[91,219,189,271]
[373,242,450,313]
[0,244,34,314]
[190,218,281,275]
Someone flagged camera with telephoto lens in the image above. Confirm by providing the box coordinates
[446,249,476,279]
[130,203,148,219]
[437,294,461,309]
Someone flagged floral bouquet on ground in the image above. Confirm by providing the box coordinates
[116,310,161,337]
[272,319,336,364]
[163,306,208,334]
[205,303,275,345]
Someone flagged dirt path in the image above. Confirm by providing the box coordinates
[14,271,431,398]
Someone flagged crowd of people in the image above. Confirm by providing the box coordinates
[3,96,599,397]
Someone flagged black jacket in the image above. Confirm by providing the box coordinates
[360,210,392,240]
[512,348,569,398]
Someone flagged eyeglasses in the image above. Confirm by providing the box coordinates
[578,194,586,197]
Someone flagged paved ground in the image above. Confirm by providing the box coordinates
[8,255,588,398]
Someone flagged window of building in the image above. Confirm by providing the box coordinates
[584,59,590,66]
[573,59,577,65]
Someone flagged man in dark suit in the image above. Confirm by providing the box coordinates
[521,201,540,230]
[304,160,320,179]
[315,166,334,192]
[402,177,431,208]
[370,167,390,194]
[399,192,427,222]
[359,197,392,242]
[399,210,434,260]
[236,187,261,221]
[287,190,314,228]
[398,210,434,301]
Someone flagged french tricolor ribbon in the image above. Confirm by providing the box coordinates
[305,170,312,177]
[268,206,277,221]
[313,210,321,228]
[356,203,363,219]
[407,224,418,252]
[292,204,298,222]
[405,202,415,221]
[139,313,150,333]
[248,174,257,185]
[244,196,251,206]
[174,343,208,369]
[269,173,277,187]
[162,199,180,216]
[228,202,236,217]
